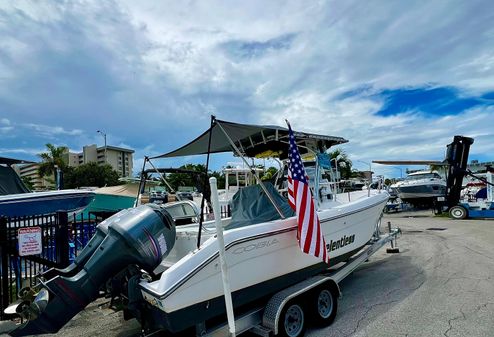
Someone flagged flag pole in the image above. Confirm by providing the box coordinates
[197,115,215,249]
[209,177,236,337]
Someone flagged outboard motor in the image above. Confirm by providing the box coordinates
[9,204,176,336]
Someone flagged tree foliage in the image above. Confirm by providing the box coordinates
[261,167,278,181]
[327,148,353,179]
[64,163,121,188]
[164,164,225,191]
[21,176,34,190]
[38,143,68,178]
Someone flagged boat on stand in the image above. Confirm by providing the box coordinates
[6,118,390,337]
[393,170,446,207]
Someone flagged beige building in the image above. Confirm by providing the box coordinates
[15,163,54,191]
[68,145,134,177]
[14,144,134,191]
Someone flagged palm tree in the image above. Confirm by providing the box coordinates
[327,148,353,179]
[38,143,69,182]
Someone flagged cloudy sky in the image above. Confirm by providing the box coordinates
[1,0,493,177]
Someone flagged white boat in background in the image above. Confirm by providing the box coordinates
[217,163,264,206]
[394,170,446,207]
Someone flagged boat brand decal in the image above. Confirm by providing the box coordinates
[326,234,355,252]
[232,238,280,254]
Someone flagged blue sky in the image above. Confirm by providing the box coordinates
[1,1,494,178]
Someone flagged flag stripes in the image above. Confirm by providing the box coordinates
[286,123,329,264]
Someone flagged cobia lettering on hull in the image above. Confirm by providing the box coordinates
[232,238,280,254]
[326,234,355,252]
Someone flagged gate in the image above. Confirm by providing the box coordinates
[0,212,99,319]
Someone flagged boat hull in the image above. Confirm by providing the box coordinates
[0,190,95,217]
[139,192,388,332]
[396,182,446,207]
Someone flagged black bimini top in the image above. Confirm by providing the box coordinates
[151,119,348,160]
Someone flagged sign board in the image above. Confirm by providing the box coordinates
[18,227,42,256]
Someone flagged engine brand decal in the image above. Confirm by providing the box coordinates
[232,238,279,254]
[143,228,161,261]
[326,234,355,252]
[157,233,168,255]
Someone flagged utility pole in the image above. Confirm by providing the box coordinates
[97,130,107,163]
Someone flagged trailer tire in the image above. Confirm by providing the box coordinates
[449,205,468,219]
[311,284,338,327]
[277,300,307,337]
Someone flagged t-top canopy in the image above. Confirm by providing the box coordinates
[152,119,348,160]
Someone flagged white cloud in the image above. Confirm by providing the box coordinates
[0,1,493,176]
[0,147,44,156]
[0,126,13,133]
[23,123,83,137]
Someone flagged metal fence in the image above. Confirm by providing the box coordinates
[0,204,231,320]
[0,212,100,319]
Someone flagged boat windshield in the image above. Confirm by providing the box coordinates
[407,173,442,180]
[305,167,317,185]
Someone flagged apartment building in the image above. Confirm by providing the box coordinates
[16,163,54,191]
[69,145,134,177]
[14,144,135,191]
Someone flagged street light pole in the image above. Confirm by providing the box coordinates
[97,130,107,163]
[391,166,403,178]
[357,160,372,182]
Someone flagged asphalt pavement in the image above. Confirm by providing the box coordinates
[307,211,494,337]
[3,210,494,337]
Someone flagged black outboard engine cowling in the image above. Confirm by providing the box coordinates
[9,204,176,336]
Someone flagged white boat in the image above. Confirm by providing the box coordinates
[394,170,446,206]
[217,163,264,206]
[7,119,389,336]
[137,119,389,333]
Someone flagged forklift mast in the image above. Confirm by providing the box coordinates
[444,136,474,208]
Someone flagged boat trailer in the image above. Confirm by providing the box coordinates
[191,223,400,337]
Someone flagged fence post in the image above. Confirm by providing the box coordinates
[56,211,70,268]
[0,217,9,319]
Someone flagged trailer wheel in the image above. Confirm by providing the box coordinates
[278,301,306,337]
[311,285,338,327]
[449,205,468,219]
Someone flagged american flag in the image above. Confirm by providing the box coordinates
[287,124,329,264]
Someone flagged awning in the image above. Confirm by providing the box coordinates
[152,119,348,160]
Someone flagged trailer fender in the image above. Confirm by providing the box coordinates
[262,275,339,335]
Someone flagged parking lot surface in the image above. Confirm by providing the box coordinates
[4,211,494,337]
